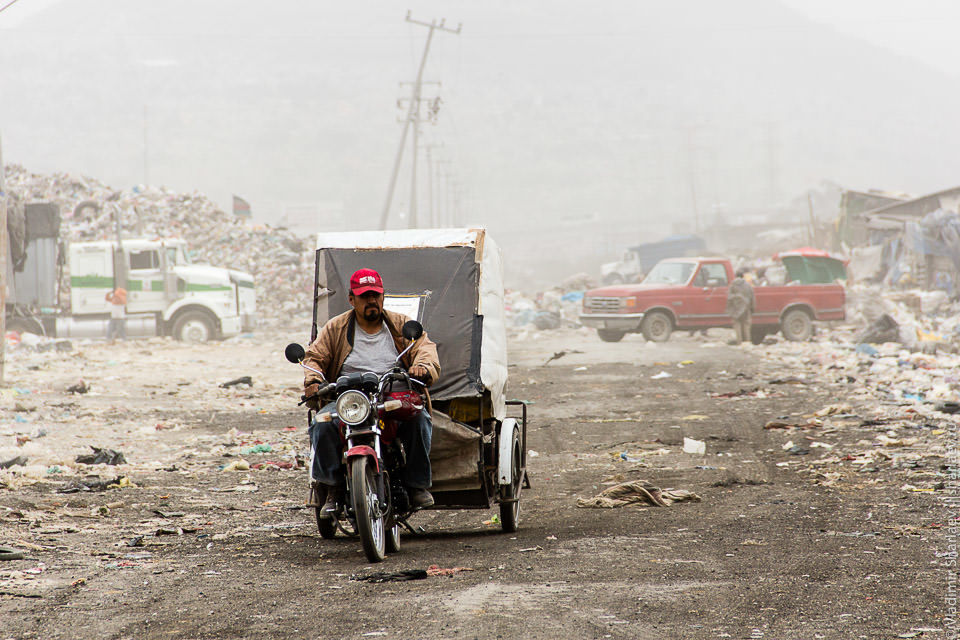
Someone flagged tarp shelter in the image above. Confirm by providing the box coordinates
[775,248,847,284]
[312,228,508,421]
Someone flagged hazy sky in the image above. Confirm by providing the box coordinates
[5,0,958,77]
[3,0,960,281]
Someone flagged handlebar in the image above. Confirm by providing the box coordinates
[299,381,336,406]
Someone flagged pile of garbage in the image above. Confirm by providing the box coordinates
[505,273,596,332]
[5,165,314,323]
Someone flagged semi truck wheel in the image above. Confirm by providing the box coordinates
[597,329,625,343]
[641,312,672,342]
[173,311,216,343]
[7,317,44,336]
[781,309,813,342]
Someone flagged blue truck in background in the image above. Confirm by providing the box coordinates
[600,234,706,284]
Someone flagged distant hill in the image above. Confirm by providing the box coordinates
[2,0,958,285]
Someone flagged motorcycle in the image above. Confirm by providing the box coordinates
[284,319,427,562]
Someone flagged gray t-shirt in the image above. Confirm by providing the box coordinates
[340,322,400,377]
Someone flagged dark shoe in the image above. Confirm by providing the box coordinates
[409,488,434,509]
[318,485,343,520]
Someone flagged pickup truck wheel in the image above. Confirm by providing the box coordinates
[173,311,217,343]
[597,329,625,343]
[641,312,672,342]
[781,309,813,342]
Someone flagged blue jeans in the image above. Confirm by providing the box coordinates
[106,318,126,340]
[309,402,432,489]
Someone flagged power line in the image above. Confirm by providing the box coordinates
[0,0,23,15]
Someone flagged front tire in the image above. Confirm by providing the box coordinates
[173,311,217,343]
[781,309,813,342]
[641,311,673,342]
[351,457,386,562]
[597,329,625,343]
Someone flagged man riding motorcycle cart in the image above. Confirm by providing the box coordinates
[301,268,440,518]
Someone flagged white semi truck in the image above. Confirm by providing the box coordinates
[8,202,256,342]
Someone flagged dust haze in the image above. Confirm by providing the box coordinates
[2,0,958,285]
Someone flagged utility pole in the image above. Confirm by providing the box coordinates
[0,133,7,383]
[143,105,149,186]
[436,160,453,227]
[423,143,443,227]
[378,12,460,230]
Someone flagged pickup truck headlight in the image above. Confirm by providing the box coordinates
[624,297,638,309]
[336,390,371,425]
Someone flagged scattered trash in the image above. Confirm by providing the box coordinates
[75,447,127,465]
[220,459,251,472]
[683,437,706,455]
[527,450,540,458]
[651,371,673,380]
[855,343,880,357]
[220,376,254,388]
[0,546,25,561]
[576,481,701,508]
[426,565,474,576]
[351,569,428,583]
[241,444,272,455]
[543,350,583,365]
[57,476,134,493]
[0,456,28,469]
[936,401,960,414]
[66,380,90,394]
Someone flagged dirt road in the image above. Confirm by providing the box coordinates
[1,329,945,639]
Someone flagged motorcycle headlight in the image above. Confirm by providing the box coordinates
[336,390,371,425]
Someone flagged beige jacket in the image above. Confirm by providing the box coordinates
[302,308,440,388]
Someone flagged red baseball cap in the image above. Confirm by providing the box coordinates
[350,268,384,295]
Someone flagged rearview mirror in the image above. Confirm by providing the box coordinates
[402,320,423,341]
[284,343,306,363]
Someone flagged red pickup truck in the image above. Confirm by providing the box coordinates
[579,257,845,343]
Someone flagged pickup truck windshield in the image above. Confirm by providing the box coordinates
[643,261,695,285]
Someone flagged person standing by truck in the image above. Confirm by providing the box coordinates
[105,287,128,343]
[725,269,754,345]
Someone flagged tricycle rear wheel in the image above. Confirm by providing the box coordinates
[499,428,522,533]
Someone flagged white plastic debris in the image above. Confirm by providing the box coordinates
[683,437,706,455]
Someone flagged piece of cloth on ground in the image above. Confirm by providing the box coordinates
[576,480,701,508]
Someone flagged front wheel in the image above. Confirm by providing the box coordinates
[499,428,522,533]
[641,311,672,342]
[781,309,813,342]
[597,329,625,343]
[173,311,217,343]
[351,457,386,562]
